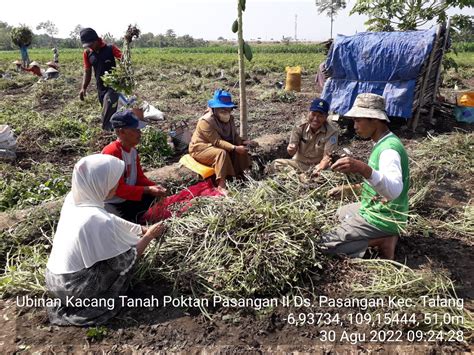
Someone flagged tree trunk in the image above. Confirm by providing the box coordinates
[237,2,248,140]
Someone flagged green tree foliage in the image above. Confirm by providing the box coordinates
[66,24,82,48]
[0,20,207,50]
[36,20,58,46]
[316,0,347,17]
[351,0,474,31]
[451,15,474,43]
[0,22,14,50]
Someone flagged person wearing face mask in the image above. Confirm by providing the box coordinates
[269,98,338,176]
[188,90,258,194]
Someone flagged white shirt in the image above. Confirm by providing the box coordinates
[366,133,404,201]
[106,147,138,204]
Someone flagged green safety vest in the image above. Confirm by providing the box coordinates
[359,133,410,234]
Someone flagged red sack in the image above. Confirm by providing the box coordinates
[140,179,223,223]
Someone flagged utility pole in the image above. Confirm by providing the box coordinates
[330,0,334,39]
[294,14,298,41]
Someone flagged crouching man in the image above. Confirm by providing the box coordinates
[102,110,167,223]
[321,93,410,259]
[269,98,338,176]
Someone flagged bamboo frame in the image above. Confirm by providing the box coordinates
[410,24,442,131]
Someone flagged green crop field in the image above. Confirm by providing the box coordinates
[0,42,473,352]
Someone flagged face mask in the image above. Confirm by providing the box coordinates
[217,111,231,123]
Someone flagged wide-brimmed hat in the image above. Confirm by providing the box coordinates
[110,110,146,130]
[80,28,99,48]
[345,93,390,122]
[45,67,59,74]
[208,90,236,109]
[310,98,329,114]
[29,61,40,67]
[12,60,22,65]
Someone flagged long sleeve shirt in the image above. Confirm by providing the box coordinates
[366,137,403,201]
[289,121,338,165]
[188,112,243,155]
[102,140,156,202]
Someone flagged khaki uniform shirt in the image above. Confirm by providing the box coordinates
[189,112,242,155]
[290,121,338,165]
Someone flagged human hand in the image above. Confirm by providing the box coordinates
[331,157,371,178]
[145,185,167,197]
[287,143,297,156]
[327,185,354,199]
[145,222,166,240]
[311,166,323,177]
[234,145,248,155]
[79,89,86,101]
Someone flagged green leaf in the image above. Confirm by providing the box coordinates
[232,20,239,33]
[240,0,246,11]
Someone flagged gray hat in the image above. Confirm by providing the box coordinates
[345,93,390,122]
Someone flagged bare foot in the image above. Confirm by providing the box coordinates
[368,236,398,260]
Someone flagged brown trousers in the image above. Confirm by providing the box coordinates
[190,147,251,180]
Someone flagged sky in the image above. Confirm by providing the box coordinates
[1,0,473,42]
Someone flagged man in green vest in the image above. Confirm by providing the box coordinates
[321,93,410,259]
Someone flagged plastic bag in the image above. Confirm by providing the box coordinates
[285,66,302,92]
[458,92,474,108]
[170,121,192,154]
[143,102,165,121]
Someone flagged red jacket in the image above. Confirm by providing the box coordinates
[83,38,122,70]
[23,66,42,77]
[102,140,155,201]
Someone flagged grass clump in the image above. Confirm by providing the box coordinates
[139,127,173,168]
[351,259,474,335]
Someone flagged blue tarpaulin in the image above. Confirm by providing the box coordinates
[321,28,437,120]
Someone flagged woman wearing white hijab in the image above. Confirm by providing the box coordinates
[46,154,165,325]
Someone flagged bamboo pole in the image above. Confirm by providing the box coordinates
[428,19,451,125]
[410,24,441,131]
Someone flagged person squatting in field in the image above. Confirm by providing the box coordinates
[45,154,166,326]
[268,98,338,176]
[79,27,122,130]
[322,93,410,260]
[102,110,167,223]
[188,89,258,194]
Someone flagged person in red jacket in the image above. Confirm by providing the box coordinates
[22,61,42,77]
[102,110,167,222]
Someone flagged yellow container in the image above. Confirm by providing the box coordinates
[458,92,474,108]
[179,154,215,179]
[285,66,302,92]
